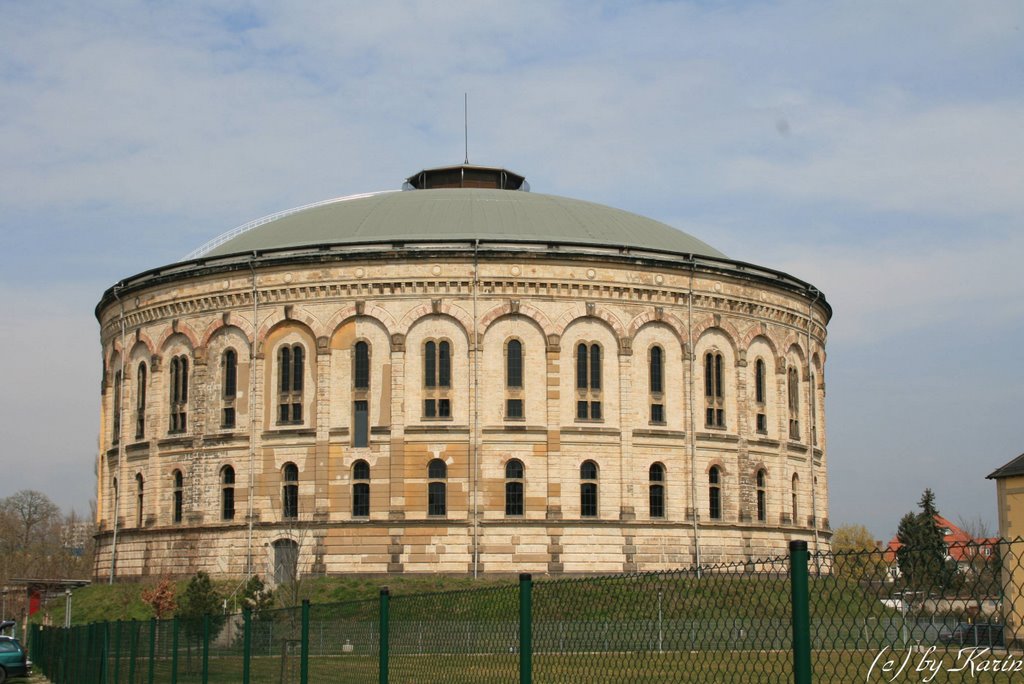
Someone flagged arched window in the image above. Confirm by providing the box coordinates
[221,466,235,521]
[580,460,599,517]
[575,343,602,421]
[427,459,447,516]
[756,469,767,523]
[112,477,118,521]
[282,463,299,519]
[708,466,722,520]
[505,459,524,516]
[112,370,122,444]
[278,345,304,424]
[649,463,665,518]
[135,474,144,527]
[788,366,800,441]
[791,473,799,525]
[809,369,818,446]
[169,355,189,433]
[172,469,183,524]
[704,352,724,428]
[354,341,370,389]
[135,362,147,439]
[754,358,767,434]
[352,460,370,517]
[353,341,370,447]
[423,340,452,419]
[505,339,524,420]
[649,346,665,424]
[222,349,237,429]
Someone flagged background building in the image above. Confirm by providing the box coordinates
[94,164,831,582]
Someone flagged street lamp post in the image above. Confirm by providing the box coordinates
[64,589,72,629]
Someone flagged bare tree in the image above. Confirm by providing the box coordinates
[956,515,994,540]
[2,490,61,549]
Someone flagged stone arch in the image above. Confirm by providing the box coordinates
[398,301,473,337]
[745,333,780,360]
[156,323,200,353]
[479,301,554,337]
[324,304,397,340]
[403,310,471,342]
[691,316,741,357]
[258,317,318,357]
[204,323,253,355]
[200,316,255,350]
[552,302,625,342]
[694,326,739,359]
[784,341,808,378]
[626,310,686,347]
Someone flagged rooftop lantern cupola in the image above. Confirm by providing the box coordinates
[403,164,529,191]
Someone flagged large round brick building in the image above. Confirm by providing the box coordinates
[94,164,831,582]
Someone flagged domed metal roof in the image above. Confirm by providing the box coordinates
[195,186,726,260]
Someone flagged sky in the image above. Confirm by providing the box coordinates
[1,1,1021,543]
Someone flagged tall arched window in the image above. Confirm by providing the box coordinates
[427,459,447,516]
[169,355,189,433]
[788,366,800,440]
[791,473,800,525]
[423,340,452,419]
[576,343,602,421]
[282,463,299,519]
[505,339,524,420]
[704,352,724,428]
[222,349,237,429]
[354,341,370,389]
[112,370,122,444]
[278,345,304,424]
[754,358,767,434]
[708,466,722,520]
[135,362,147,439]
[221,466,235,521]
[172,470,183,523]
[649,463,665,518]
[809,369,818,446]
[135,474,144,527]
[352,460,370,517]
[580,460,599,517]
[353,341,370,447]
[352,339,372,446]
[649,346,665,424]
[756,469,767,523]
[505,459,524,516]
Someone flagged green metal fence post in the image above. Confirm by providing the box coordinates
[242,607,252,684]
[112,620,121,684]
[101,621,110,684]
[171,617,180,684]
[300,600,310,684]
[378,588,389,684]
[519,573,532,684]
[202,614,210,684]
[147,619,156,684]
[790,540,812,684]
[128,621,138,684]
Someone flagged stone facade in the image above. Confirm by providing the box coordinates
[94,177,831,582]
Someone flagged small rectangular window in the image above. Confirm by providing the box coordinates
[591,402,601,420]
[424,399,436,418]
[756,413,767,433]
[650,404,664,424]
[577,401,588,420]
[506,398,523,419]
[222,407,236,429]
[353,400,369,447]
[438,398,451,418]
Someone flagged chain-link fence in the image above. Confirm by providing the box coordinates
[30,539,1024,683]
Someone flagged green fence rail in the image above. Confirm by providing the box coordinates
[29,539,1024,683]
